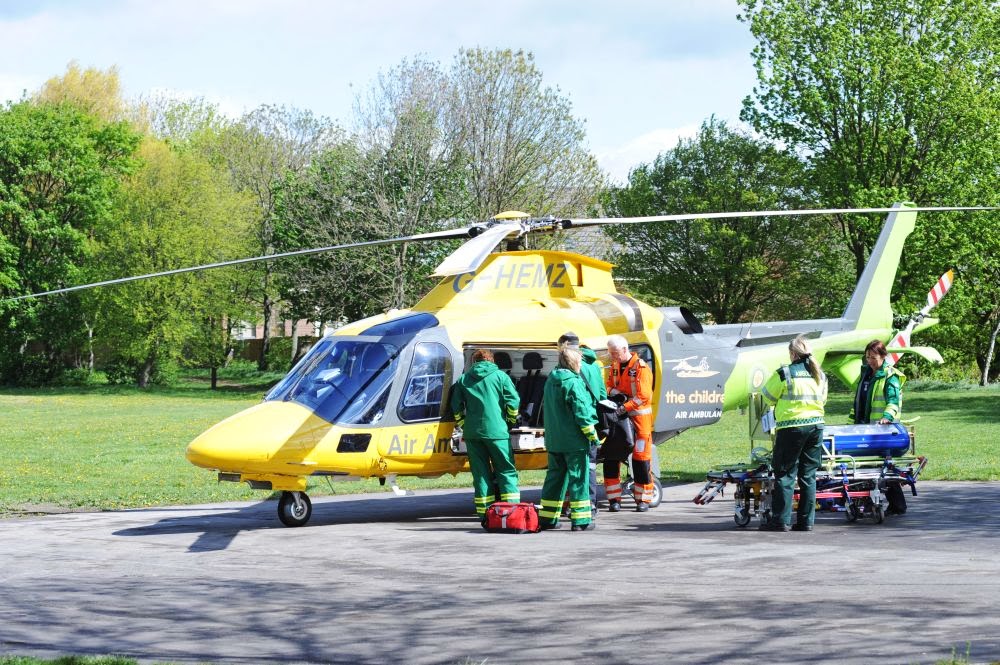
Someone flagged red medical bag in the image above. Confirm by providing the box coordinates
[483,502,540,533]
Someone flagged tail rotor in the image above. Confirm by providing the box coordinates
[887,270,955,366]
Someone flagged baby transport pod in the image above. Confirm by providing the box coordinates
[813,423,926,524]
[596,403,663,509]
[693,395,926,527]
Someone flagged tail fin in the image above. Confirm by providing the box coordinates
[841,202,918,330]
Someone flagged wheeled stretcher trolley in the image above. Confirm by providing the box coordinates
[693,394,927,526]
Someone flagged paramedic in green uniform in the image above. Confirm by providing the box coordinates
[851,338,908,514]
[450,348,521,520]
[538,344,601,531]
[558,331,606,516]
[760,335,828,532]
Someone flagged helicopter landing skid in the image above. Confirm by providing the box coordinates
[386,473,414,496]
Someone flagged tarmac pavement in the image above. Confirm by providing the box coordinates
[1,481,999,665]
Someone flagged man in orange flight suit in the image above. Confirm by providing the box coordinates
[604,335,655,512]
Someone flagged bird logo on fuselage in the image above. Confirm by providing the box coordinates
[664,356,719,378]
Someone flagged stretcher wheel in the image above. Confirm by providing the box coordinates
[734,507,751,527]
[873,504,885,524]
[846,504,860,523]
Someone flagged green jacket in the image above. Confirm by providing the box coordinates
[542,367,599,453]
[450,361,519,440]
[761,360,827,430]
[851,361,905,423]
[580,347,607,403]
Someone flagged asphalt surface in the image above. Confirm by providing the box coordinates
[2,481,999,665]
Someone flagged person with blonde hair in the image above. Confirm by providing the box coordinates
[538,343,601,531]
[759,335,828,531]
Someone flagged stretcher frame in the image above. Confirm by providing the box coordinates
[692,394,927,527]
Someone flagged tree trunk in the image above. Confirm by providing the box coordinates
[210,365,218,390]
[290,323,299,369]
[138,356,155,389]
[393,242,409,308]
[259,294,272,371]
[85,320,94,371]
[982,316,1000,386]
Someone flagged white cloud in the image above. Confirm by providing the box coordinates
[0,1,758,179]
[0,73,35,103]
[597,124,701,184]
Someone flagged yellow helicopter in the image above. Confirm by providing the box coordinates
[7,203,991,525]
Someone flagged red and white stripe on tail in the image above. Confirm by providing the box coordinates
[888,270,954,365]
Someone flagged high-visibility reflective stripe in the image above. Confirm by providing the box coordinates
[761,386,779,402]
[784,392,826,401]
[570,500,591,509]
[633,396,644,406]
[474,496,492,505]
[538,508,560,519]
[775,416,824,428]
[635,438,647,453]
[628,407,653,416]
[501,493,520,503]
[541,499,563,508]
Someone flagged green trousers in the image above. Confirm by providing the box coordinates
[771,424,824,527]
[539,450,591,527]
[467,437,520,517]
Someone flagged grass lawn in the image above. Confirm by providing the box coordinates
[1,381,997,515]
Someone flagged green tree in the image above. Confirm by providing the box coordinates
[449,48,605,219]
[271,142,394,341]
[90,138,255,387]
[604,118,839,324]
[352,58,468,309]
[739,0,1000,380]
[210,105,339,370]
[0,100,140,384]
[35,61,127,122]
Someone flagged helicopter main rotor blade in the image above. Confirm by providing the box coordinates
[564,205,998,228]
[2,226,474,303]
[432,204,998,278]
[431,222,522,277]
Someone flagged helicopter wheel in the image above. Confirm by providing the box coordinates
[648,477,663,508]
[624,476,663,508]
[278,491,312,527]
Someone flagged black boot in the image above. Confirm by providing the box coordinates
[608,500,621,512]
[636,502,649,512]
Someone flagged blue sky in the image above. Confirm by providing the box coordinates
[0,0,758,182]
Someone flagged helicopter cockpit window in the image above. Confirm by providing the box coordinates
[264,336,401,425]
[398,342,452,422]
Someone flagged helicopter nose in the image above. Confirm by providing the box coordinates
[186,401,328,471]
